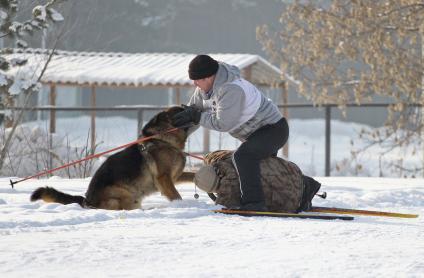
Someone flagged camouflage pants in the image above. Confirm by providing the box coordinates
[203,150,304,212]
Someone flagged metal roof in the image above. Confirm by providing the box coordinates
[4,49,284,87]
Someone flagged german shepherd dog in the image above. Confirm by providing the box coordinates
[30,106,193,210]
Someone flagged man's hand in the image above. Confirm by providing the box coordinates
[172,105,201,127]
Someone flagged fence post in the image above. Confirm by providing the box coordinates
[281,81,289,158]
[203,128,210,154]
[175,87,181,105]
[49,84,56,171]
[90,86,96,154]
[137,109,144,137]
[49,84,56,134]
[325,105,331,176]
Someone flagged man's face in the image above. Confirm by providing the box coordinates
[193,75,215,92]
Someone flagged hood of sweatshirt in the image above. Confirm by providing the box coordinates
[198,62,241,100]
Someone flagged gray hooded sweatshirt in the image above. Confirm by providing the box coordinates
[188,62,283,141]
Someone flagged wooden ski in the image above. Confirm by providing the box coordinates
[213,209,354,221]
[310,206,418,218]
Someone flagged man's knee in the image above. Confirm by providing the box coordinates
[234,142,263,159]
[233,147,257,163]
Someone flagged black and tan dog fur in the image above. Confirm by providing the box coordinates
[30,106,193,210]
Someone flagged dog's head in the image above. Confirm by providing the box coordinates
[141,106,186,137]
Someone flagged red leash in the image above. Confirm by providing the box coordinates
[184,152,205,161]
[10,126,186,188]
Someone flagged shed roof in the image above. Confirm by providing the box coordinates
[4,49,284,88]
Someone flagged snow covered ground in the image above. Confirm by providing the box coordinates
[0,176,423,277]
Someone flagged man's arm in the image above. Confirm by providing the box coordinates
[199,84,245,132]
[172,88,203,133]
[187,88,204,110]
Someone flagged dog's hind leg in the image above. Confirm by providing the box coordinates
[98,198,122,210]
[97,186,141,210]
[156,174,182,201]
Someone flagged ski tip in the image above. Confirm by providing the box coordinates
[311,207,419,219]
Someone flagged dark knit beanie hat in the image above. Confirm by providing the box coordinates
[188,54,219,80]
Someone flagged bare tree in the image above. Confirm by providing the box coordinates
[257,0,424,176]
[0,0,65,173]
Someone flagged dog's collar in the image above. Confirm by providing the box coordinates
[138,142,150,153]
[138,138,180,153]
[137,139,167,153]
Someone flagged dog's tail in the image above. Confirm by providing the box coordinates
[177,171,195,184]
[30,187,86,207]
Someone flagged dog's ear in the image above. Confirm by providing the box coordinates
[166,106,185,117]
[141,122,153,137]
[141,109,173,137]
[142,114,159,137]
[150,110,170,125]
[156,111,170,123]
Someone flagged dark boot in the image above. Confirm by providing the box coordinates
[298,175,321,212]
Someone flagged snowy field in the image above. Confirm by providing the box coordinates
[0,176,423,278]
